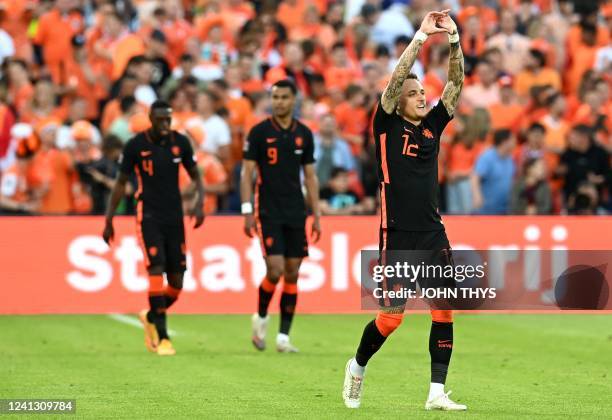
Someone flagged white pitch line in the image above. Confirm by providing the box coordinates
[108,313,178,336]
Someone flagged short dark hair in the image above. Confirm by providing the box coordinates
[272,79,297,95]
[330,166,348,179]
[546,92,562,107]
[120,95,136,113]
[375,44,390,58]
[150,100,172,112]
[527,122,546,134]
[394,35,411,46]
[102,134,124,153]
[571,124,593,138]
[198,89,220,103]
[345,84,363,100]
[211,78,229,91]
[493,129,513,146]
[406,72,418,81]
[528,49,546,67]
[180,53,194,62]
[331,41,345,51]
[128,55,148,67]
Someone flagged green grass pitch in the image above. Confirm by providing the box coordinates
[2,314,612,419]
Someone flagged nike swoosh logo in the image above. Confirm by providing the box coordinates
[437,340,452,344]
[404,128,413,133]
[266,138,277,143]
[140,151,152,157]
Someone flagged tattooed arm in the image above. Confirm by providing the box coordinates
[380,11,448,114]
[438,15,464,116]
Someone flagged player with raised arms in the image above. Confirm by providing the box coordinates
[342,10,466,410]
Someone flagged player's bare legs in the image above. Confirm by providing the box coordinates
[252,255,283,350]
[276,257,301,352]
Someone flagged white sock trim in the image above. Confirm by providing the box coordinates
[276,333,289,343]
[428,382,445,399]
[349,358,365,377]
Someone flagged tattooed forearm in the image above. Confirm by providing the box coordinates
[381,39,424,114]
[441,41,464,116]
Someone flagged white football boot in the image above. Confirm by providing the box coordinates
[425,391,467,411]
[251,313,269,351]
[342,358,365,408]
[276,333,299,353]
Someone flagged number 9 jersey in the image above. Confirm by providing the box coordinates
[243,117,315,227]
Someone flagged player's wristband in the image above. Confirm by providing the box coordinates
[414,30,428,43]
[241,202,253,215]
[448,31,459,44]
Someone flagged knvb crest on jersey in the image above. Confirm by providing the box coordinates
[295,137,303,148]
[172,146,181,156]
[422,128,434,139]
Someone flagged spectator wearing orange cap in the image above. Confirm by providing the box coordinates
[488,76,525,133]
[514,48,561,99]
[486,9,531,75]
[32,0,84,83]
[70,120,102,163]
[0,129,43,214]
[55,99,101,150]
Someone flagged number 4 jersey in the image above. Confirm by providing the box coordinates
[243,117,315,226]
[373,100,453,231]
[119,130,196,225]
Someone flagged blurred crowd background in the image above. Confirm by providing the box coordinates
[0,0,611,217]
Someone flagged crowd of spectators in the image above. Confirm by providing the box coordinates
[0,0,610,217]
